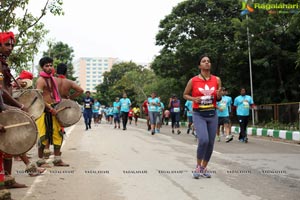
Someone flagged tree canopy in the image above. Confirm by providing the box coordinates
[0,0,64,72]
[152,0,300,104]
[42,41,76,80]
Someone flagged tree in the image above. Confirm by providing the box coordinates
[153,0,300,103]
[0,0,64,72]
[42,41,76,80]
[94,62,143,105]
[153,0,240,96]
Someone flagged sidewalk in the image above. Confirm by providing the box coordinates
[231,126,300,142]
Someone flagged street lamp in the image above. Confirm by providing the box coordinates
[246,15,255,126]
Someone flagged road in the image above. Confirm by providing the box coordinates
[10,120,300,200]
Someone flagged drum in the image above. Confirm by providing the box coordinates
[0,109,38,155]
[55,99,82,127]
[13,89,45,120]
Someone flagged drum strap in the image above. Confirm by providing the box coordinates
[44,111,54,145]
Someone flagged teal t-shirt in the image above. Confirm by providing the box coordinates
[185,100,193,117]
[120,98,131,112]
[113,101,121,114]
[234,95,254,116]
[217,96,231,117]
[147,97,160,112]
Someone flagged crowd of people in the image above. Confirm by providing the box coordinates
[0,31,256,199]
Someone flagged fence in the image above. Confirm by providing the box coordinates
[254,102,300,129]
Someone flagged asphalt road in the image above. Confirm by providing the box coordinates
[10,119,300,200]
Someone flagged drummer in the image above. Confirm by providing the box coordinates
[42,63,83,158]
[35,56,69,167]
[11,70,46,176]
[56,63,84,99]
[0,31,28,189]
[12,70,33,90]
[0,125,12,200]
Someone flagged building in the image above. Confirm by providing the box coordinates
[73,57,118,92]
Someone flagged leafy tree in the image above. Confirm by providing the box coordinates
[153,0,300,104]
[94,62,143,105]
[0,0,64,72]
[153,0,240,98]
[42,41,76,80]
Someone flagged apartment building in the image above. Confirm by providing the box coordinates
[73,57,118,92]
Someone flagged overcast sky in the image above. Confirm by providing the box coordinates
[27,0,184,63]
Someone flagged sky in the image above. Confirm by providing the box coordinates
[27,0,184,64]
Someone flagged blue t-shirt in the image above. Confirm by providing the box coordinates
[107,107,114,115]
[120,98,131,112]
[147,97,160,112]
[217,96,231,117]
[158,102,164,114]
[234,95,254,116]
[93,102,101,113]
[113,101,121,114]
[185,100,193,117]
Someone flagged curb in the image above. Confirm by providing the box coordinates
[231,126,300,142]
[140,119,300,142]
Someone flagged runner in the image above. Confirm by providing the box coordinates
[128,106,133,125]
[82,91,94,131]
[168,94,181,134]
[164,109,170,125]
[183,54,222,178]
[142,98,151,131]
[216,87,233,142]
[185,100,194,135]
[92,99,101,126]
[132,105,140,126]
[112,97,121,129]
[147,92,160,135]
[156,97,164,133]
[234,88,255,143]
[120,93,131,130]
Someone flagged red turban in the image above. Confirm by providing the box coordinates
[18,70,33,80]
[0,32,15,44]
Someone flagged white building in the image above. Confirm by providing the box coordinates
[73,57,118,92]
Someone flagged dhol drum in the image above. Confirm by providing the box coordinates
[0,109,38,155]
[55,99,82,127]
[13,89,45,120]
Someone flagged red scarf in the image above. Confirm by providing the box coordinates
[57,75,66,79]
[39,71,61,103]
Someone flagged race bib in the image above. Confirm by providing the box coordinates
[199,95,214,110]
[85,103,91,109]
[243,101,249,108]
[173,107,180,112]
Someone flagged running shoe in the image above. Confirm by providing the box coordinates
[244,137,248,143]
[216,136,221,142]
[155,129,160,133]
[187,128,190,134]
[200,167,211,178]
[192,165,201,179]
[225,135,233,143]
[151,131,155,135]
[239,138,245,142]
[172,130,174,134]
[177,130,181,135]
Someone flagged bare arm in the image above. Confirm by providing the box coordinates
[0,63,25,110]
[216,76,222,100]
[69,81,84,100]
